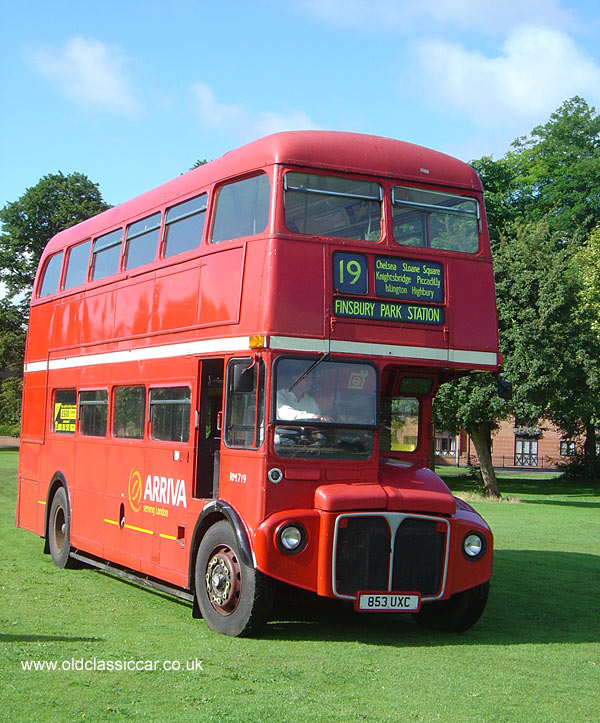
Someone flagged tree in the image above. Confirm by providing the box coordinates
[433,374,508,497]
[509,96,600,243]
[0,172,109,433]
[0,298,26,433]
[0,171,109,304]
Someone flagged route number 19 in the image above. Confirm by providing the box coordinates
[333,252,367,295]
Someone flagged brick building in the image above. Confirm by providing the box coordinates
[435,417,578,470]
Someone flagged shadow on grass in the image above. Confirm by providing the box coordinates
[438,470,599,503]
[0,634,103,643]
[262,549,600,646]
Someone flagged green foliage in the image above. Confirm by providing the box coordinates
[470,154,518,246]
[433,373,507,436]
[574,223,600,334]
[509,96,600,242]
[438,97,600,483]
[0,171,109,302]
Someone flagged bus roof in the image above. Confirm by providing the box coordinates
[42,131,483,256]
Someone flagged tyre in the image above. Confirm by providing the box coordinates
[412,581,489,632]
[48,487,75,568]
[194,521,274,637]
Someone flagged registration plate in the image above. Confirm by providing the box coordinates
[355,592,421,612]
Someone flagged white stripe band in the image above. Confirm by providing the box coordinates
[268,335,497,366]
[24,336,252,373]
[24,334,497,373]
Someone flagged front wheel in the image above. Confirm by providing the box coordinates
[194,521,274,637]
[412,581,490,632]
[48,487,75,568]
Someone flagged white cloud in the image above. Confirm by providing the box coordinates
[191,83,318,140]
[300,0,575,35]
[414,25,600,128]
[28,36,140,116]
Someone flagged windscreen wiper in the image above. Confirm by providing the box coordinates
[289,352,330,392]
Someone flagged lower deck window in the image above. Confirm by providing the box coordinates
[79,390,108,437]
[113,386,145,439]
[53,389,77,434]
[150,387,191,442]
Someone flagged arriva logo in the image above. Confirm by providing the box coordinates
[128,469,188,510]
[128,469,143,512]
[144,474,187,508]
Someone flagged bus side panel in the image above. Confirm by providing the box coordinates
[218,449,267,539]
[81,287,116,347]
[199,246,245,326]
[153,266,200,333]
[25,304,55,362]
[15,474,40,534]
[103,442,145,571]
[114,276,155,340]
[266,240,325,338]
[20,380,46,443]
[449,259,498,353]
[69,438,107,558]
[141,443,192,588]
[49,297,84,353]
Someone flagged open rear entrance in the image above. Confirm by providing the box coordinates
[194,359,224,499]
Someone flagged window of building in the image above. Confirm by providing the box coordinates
[560,440,577,456]
[64,241,91,289]
[211,174,270,243]
[392,187,479,253]
[53,389,77,434]
[163,194,207,257]
[515,437,538,466]
[91,229,123,280]
[79,390,108,437]
[225,358,265,448]
[435,435,456,457]
[38,252,64,297]
[125,213,161,269]
[113,386,145,439]
[149,387,191,442]
[284,172,382,241]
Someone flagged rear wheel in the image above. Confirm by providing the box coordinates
[195,521,273,637]
[412,581,489,632]
[48,487,75,568]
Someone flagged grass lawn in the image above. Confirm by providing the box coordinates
[1,450,598,721]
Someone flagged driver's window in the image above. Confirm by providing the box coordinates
[224,358,265,448]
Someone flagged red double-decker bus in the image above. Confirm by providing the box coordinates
[16,131,498,636]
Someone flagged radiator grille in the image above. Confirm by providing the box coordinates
[334,514,447,599]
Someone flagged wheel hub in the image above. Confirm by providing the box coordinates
[205,545,241,615]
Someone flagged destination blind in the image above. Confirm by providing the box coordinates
[333,297,444,325]
[333,252,445,325]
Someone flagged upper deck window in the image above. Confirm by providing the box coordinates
[92,229,123,280]
[38,252,63,297]
[125,212,161,269]
[64,241,91,289]
[284,172,382,241]
[211,174,270,243]
[392,187,479,253]
[164,194,207,257]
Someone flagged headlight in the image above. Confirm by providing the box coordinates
[276,523,307,554]
[462,532,486,560]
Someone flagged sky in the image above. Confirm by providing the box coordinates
[1,0,600,211]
